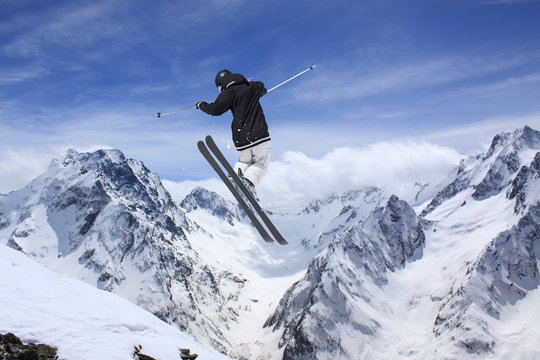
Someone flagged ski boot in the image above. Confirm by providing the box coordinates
[237,169,259,201]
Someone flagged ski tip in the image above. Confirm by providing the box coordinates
[197,140,206,149]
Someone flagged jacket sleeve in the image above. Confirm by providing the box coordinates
[199,91,234,116]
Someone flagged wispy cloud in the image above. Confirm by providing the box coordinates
[1,2,132,59]
[296,51,540,102]
[0,66,47,84]
[411,113,540,153]
[454,72,540,97]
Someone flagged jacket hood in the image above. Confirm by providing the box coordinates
[222,73,248,89]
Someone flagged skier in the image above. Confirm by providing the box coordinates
[196,70,271,198]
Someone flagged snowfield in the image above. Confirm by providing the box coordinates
[0,243,231,360]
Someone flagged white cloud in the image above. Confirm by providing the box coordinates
[254,141,463,211]
[0,148,52,193]
[160,141,462,213]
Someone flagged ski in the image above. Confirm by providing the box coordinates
[198,140,274,243]
[204,136,288,245]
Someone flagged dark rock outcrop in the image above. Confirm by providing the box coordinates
[0,333,57,360]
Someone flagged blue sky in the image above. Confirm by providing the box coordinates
[1,0,540,201]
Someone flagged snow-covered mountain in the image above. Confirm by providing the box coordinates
[1,126,539,360]
[257,126,540,359]
[421,125,540,216]
[265,195,426,359]
[181,186,242,226]
[0,149,245,354]
[297,187,386,250]
[427,126,540,356]
[433,204,540,354]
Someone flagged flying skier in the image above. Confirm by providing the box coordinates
[196,70,270,198]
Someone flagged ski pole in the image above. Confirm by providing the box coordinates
[157,65,316,117]
[267,65,316,93]
[156,105,196,118]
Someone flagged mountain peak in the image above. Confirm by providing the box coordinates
[422,126,540,214]
[61,148,127,168]
[49,148,171,210]
[180,186,240,225]
[516,125,540,148]
[486,126,540,158]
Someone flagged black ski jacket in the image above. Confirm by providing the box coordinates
[199,73,270,151]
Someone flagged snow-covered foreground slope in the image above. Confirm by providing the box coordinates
[0,243,230,360]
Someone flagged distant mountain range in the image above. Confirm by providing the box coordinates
[1,126,539,359]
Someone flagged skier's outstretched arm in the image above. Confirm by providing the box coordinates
[196,92,233,116]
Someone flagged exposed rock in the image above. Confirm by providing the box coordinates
[508,152,540,213]
[0,332,57,360]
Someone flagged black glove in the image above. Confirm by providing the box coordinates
[195,101,205,109]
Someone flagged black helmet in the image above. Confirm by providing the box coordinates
[215,69,231,90]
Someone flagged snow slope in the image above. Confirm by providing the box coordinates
[0,243,230,360]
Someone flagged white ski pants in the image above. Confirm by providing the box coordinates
[234,141,271,186]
